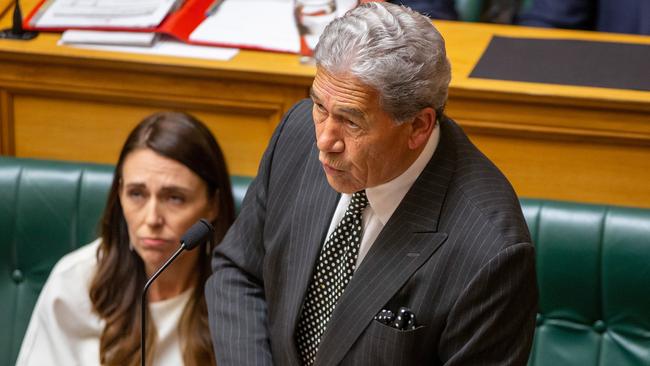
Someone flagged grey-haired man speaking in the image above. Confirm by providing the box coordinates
[206,3,537,365]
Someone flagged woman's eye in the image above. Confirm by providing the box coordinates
[168,195,186,204]
[127,190,145,200]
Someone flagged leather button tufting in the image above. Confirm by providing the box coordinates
[593,320,607,333]
[12,269,24,283]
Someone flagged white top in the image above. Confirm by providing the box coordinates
[325,123,441,268]
[16,239,193,366]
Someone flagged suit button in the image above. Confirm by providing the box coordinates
[12,269,24,283]
[593,320,606,333]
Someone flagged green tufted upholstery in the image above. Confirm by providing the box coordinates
[0,156,252,366]
[522,199,650,366]
[0,157,114,366]
[2,157,650,366]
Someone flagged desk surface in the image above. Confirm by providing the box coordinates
[2,0,649,208]
[4,0,650,105]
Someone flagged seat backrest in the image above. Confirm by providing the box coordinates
[521,199,650,366]
[0,157,114,366]
[0,156,252,366]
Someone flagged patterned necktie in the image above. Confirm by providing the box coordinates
[296,190,369,365]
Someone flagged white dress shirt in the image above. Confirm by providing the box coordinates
[323,122,441,268]
[16,239,192,366]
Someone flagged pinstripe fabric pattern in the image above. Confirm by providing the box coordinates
[206,99,537,366]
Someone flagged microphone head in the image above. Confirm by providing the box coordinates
[180,219,215,250]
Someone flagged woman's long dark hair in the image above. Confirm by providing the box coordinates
[89,112,235,366]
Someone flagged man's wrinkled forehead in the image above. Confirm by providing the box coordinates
[310,68,379,116]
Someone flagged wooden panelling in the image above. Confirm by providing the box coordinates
[0,3,648,207]
[447,93,650,150]
[12,94,287,176]
[0,27,309,176]
[470,132,650,208]
[0,90,13,155]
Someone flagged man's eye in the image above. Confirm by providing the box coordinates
[345,120,360,129]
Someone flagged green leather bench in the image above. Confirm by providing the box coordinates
[2,156,649,365]
[524,200,650,365]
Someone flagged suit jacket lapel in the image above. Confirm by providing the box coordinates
[315,118,458,366]
[282,143,339,361]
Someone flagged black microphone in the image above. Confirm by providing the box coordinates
[140,218,214,366]
[0,0,38,40]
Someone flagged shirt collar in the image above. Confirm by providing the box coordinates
[366,122,440,225]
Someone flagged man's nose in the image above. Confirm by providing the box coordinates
[316,118,344,153]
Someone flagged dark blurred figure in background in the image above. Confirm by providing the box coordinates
[365,0,525,23]
[518,0,650,35]
[388,0,458,20]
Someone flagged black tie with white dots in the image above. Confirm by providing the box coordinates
[296,190,369,366]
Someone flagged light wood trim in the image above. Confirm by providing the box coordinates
[448,96,650,146]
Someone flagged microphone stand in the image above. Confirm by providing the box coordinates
[140,245,187,366]
[0,0,38,40]
[139,218,213,366]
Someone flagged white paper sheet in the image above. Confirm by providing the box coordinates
[60,37,240,61]
[33,0,178,28]
[61,30,158,46]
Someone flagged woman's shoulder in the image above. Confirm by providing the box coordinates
[41,239,102,303]
[16,240,104,366]
[36,238,104,328]
[49,239,101,280]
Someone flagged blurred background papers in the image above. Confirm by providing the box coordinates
[33,0,178,28]
[190,0,300,53]
[55,0,358,57]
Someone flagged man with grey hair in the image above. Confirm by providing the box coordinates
[206,3,537,365]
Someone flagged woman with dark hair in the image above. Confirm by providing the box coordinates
[17,112,235,366]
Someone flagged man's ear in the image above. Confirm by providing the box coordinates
[408,107,436,150]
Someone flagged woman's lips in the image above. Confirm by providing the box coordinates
[140,237,172,248]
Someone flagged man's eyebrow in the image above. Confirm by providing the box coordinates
[338,106,365,120]
[309,88,324,104]
[309,87,365,119]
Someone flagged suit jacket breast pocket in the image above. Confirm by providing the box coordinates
[345,320,428,365]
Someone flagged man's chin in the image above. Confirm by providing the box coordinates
[324,174,360,194]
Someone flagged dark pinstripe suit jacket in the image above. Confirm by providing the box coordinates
[206,99,537,365]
